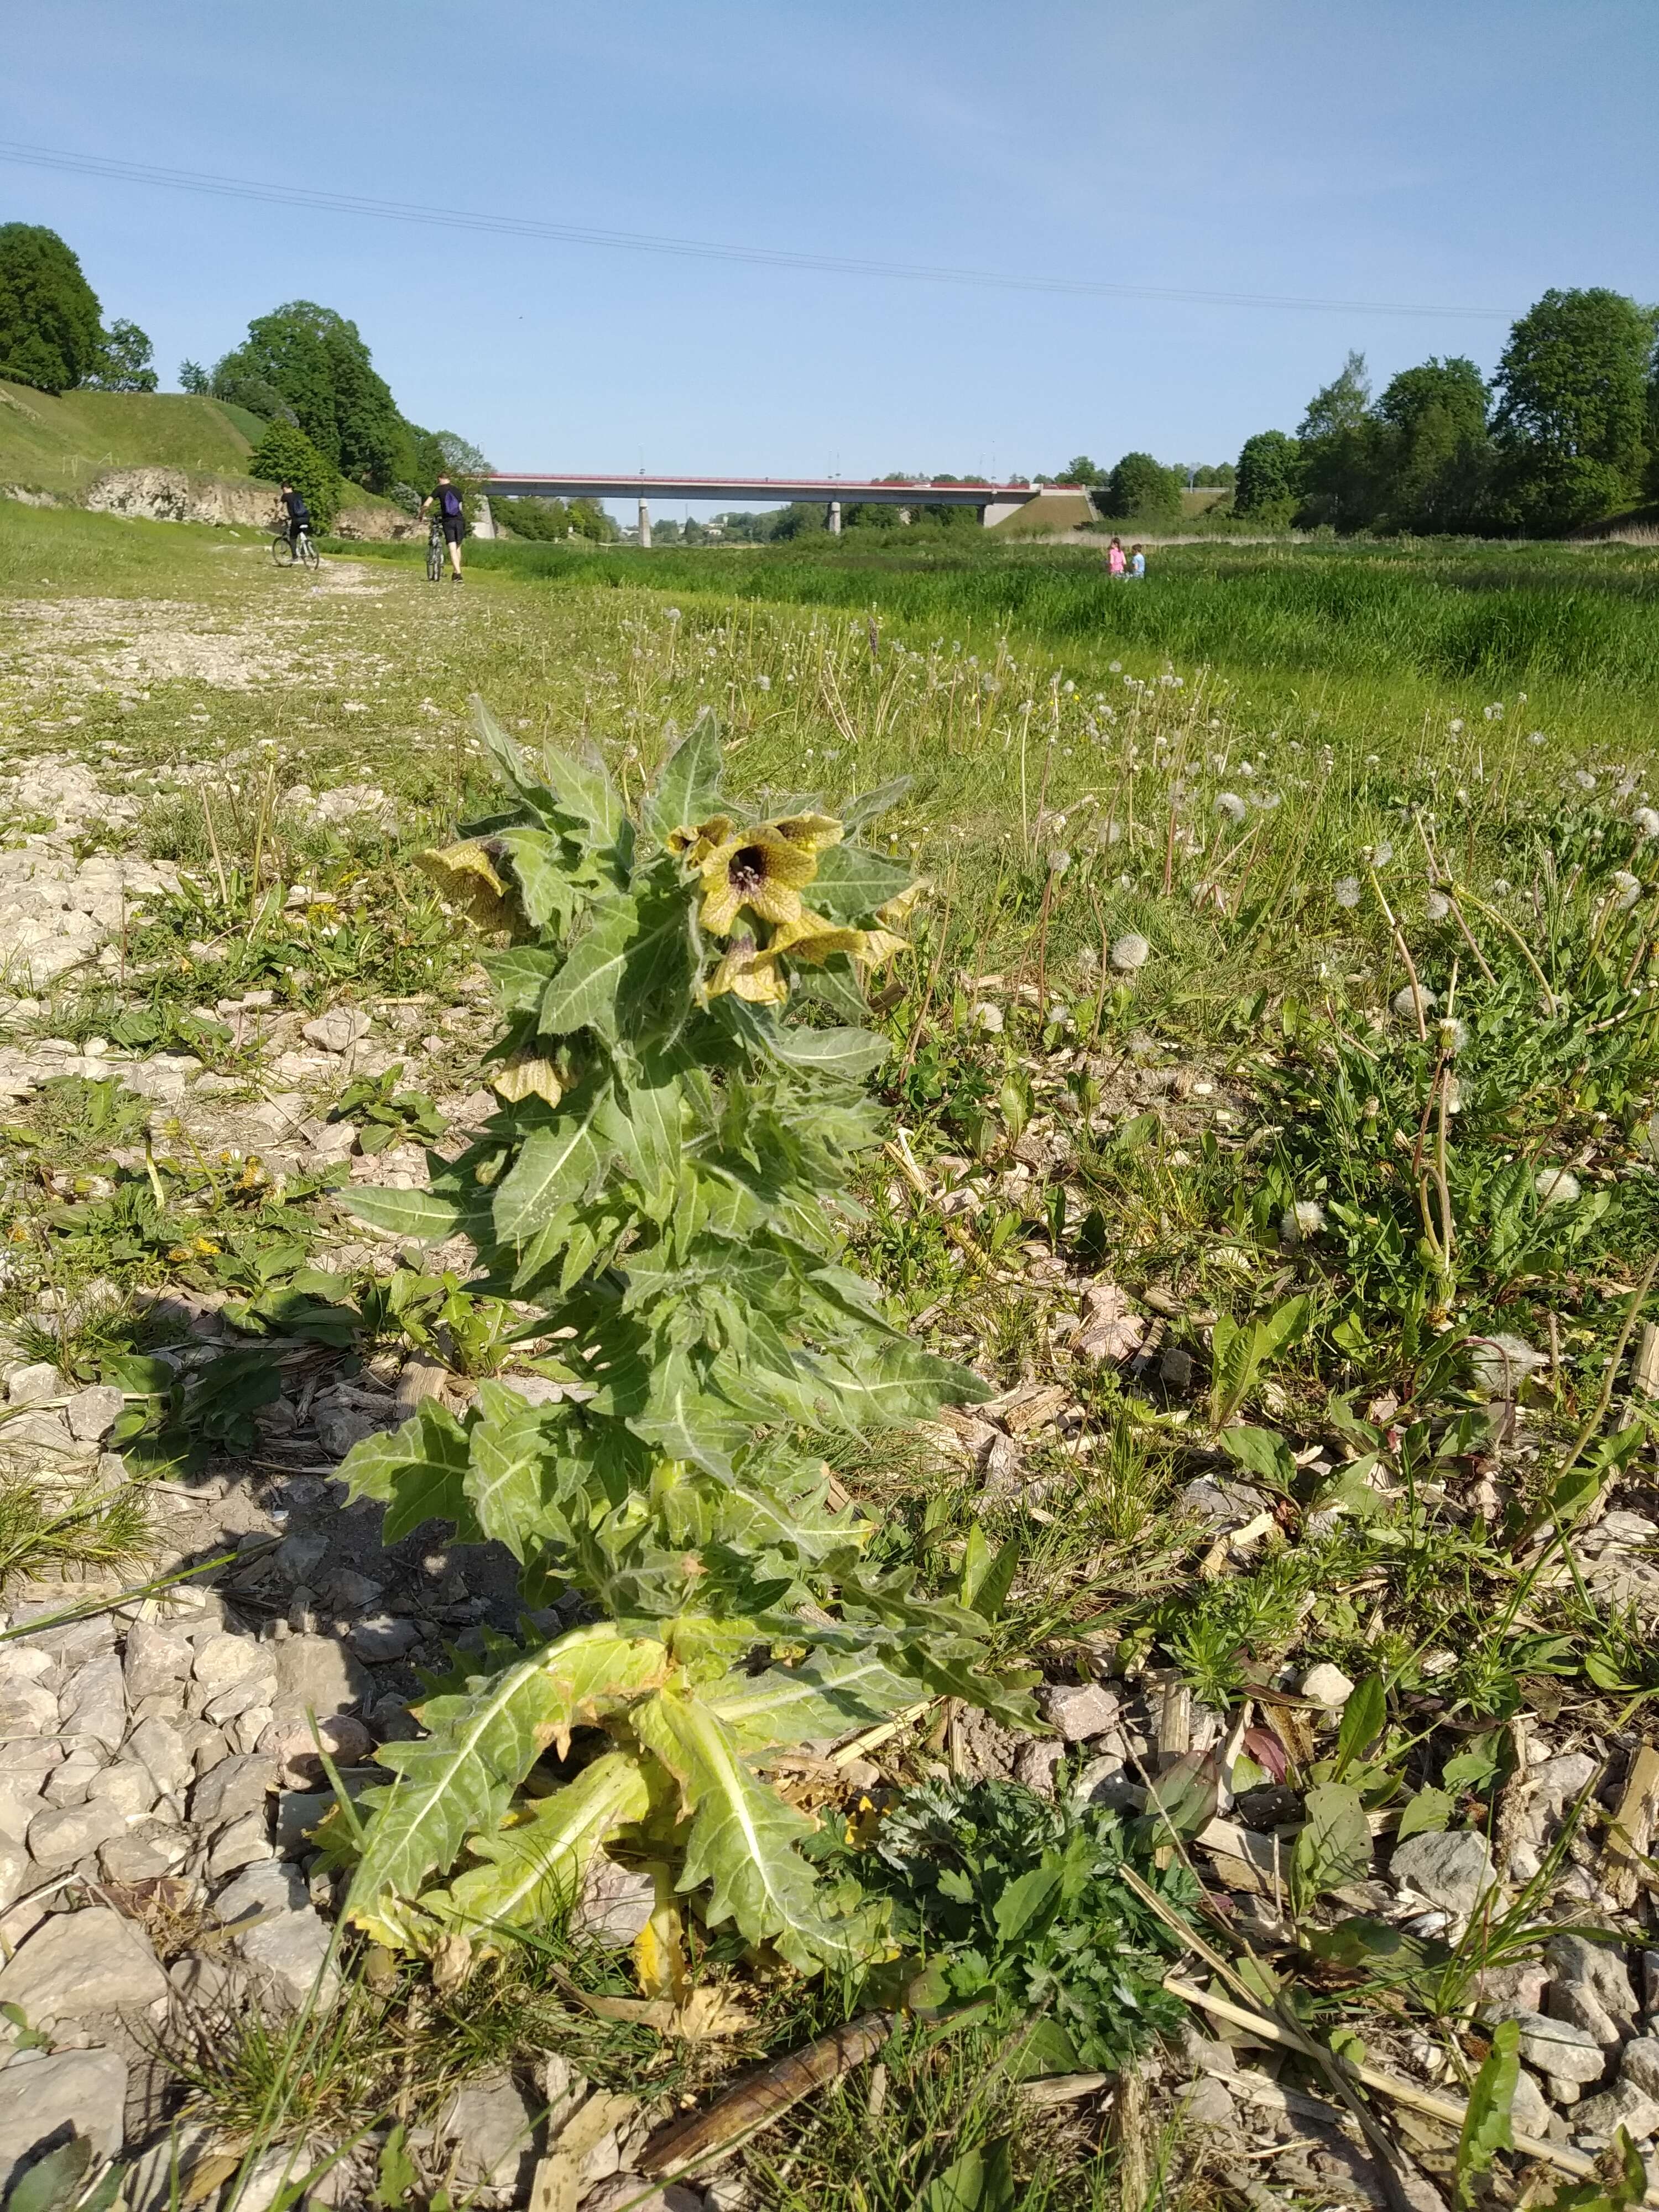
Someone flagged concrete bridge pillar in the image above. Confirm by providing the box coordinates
[828,500,841,536]
[638,498,652,549]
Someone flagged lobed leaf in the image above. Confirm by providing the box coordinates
[434,1750,651,1939]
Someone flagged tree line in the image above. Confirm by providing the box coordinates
[1232,289,1658,535]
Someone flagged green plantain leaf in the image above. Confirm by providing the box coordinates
[347,1625,669,1936]
[1455,2017,1518,2206]
[631,1686,874,1970]
[434,1750,650,1938]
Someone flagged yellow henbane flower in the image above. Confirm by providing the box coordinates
[416,842,520,935]
[489,1054,564,1108]
[679,814,843,938]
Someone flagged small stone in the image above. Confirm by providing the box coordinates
[123,1619,191,1699]
[126,1714,192,1797]
[348,1615,420,1663]
[1071,1752,1138,1810]
[273,1635,371,1718]
[1013,1739,1065,1796]
[572,1855,656,1948]
[60,1650,127,1754]
[1511,2065,1553,2138]
[1300,1663,1355,1711]
[192,1631,263,1693]
[437,2070,540,2192]
[99,1832,178,1884]
[64,1384,125,1442]
[1624,2041,1659,2099]
[0,1676,60,1736]
[27,1799,126,1868]
[1572,2080,1659,2148]
[42,1747,102,1808]
[327,1568,385,1613]
[0,2047,128,2196]
[209,1810,274,1877]
[1159,1345,1193,1390]
[1039,1682,1120,1743]
[6,1362,63,1407]
[1512,2012,1606,2085]
[1390,1828,1498,1916]
[582,2182,703,2212]
[1546,1933,1637,2049]
[0,1902,169,2017]
[302,1008,372,1055]
[1184,2074,1237,2130]
[274,1713,372,1788]
[191,1753,274,1828]
[86,1761,159,1820]
[274,1531,329,1585]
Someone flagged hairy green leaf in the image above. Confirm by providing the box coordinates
[435,1750,650,1938]
[340,1186,466,1243]
[492,1084,611,1240]
[340,1399,481,1545]
[538,895,639,1041]
[647,709,725,838]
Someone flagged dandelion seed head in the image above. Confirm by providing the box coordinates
[1334,876,1361,909]
[1435,1015,1469,1053]
[1426,891,1451,921]
[1047,849,1072,877]
[1214,791,1247,824]
[1393,984,1437,1019]
[1280,1200,1326,1247]
[1635,808,1659,838]
[1574,770,1597,791]
[665,607,682,622]
[1535,1167,1580,1207]
[1491,878,1511,896]
[1449,718,1464,734]
[1613,870,1642,910]
[1110,931,1150,972]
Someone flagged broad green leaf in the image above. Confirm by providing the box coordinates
[6,2137,93,2212]
[960,1526,1020,1622]
[925,2139,1015,2212]
[614,1051,684,1213]
[992,1864,1060,1945]
[1441,1733,1503,1794]
[1258,1295,1314,1360]
[474,697,623,850]
[809,840,915,922]
[768,1023,890,1081]
[492,1087,610,1240]
[702,1650,918,1750]
[1395,1787,1454,1840]
[341,1186,466,1244]
[1218,1425,1297,1489]
[462,1384,572,1562]
[840,775,912,832]
[1455,2017,1518,2206]
[436,1751,650,1937]
[498,827,580,932]
[479,943,562,1015]
[1294,1781,1372,1898]
[340,1400,481,1545]
[647,709,724,836]
[1334,1675,1387,1776]
[631,1687,872,1971]
[538,895,639,1041]
[347,1625,669,1932]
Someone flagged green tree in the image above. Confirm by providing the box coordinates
[1492,287,1657,531]
[1192,462,1235,488]
[246,418,340,529]
[434,431,492,477]
[1105,451,1183,523]
[1297,351,1383,528]
[213,301,409,490]
[1373,356,1491,531]
[1059,455,1107,487]
[85,317,158,393]
[0,223,103,395]
[1234,431,1302,521]
[178,358,210,394]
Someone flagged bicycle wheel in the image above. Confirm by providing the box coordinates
[271,532,295,568]
[300,533,320,571]
[426,535,444,582]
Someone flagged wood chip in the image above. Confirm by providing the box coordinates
[526,2152,580,2212]
[1606,1744,1659,1908]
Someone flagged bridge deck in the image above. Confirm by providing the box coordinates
[486,473,1075,507]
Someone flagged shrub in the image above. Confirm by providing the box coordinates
[1234,429,1303,523]
[85,317,158,393]
[1105,450,1184,525]
[246,418,340,528]
[330,708,1032,1969]
[0,223,103,395]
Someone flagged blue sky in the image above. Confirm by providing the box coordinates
[3,1,1656,517]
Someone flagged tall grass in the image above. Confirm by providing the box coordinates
[453,535,1659,701]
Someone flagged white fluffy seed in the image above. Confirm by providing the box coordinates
[1535,1167,1581,1207]
[1110,931,1150,973]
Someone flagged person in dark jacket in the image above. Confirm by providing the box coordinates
[421,473,467,581]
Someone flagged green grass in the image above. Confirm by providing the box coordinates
[0,379,263,496]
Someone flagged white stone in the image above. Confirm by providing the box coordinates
[126,1714,192,1796]
[192,1631,263,1692]
[1572,2080,1659,2148]
[60,1651,127,1754]
[348,1615,420,1663]
[5,1363,63,1407]
[27,1799,127,1868]
[0,1903,169,2017]
[64,1384,125,1442]
[1300,1663,1355,1710]
[0,2047,128,2195]
[436,2072,540,2193]
[1038,1682,1120,1743]
[1511,2011,1606,2086]
[301,1008,372,1055]
[1390,1828,1497,1916]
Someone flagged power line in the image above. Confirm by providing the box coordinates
[0,138,1510,322]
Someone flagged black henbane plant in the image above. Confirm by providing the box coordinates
[334,703,1033,1973]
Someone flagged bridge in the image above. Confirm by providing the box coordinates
[482,473,1093,545]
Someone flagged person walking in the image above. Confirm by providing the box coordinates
[421,473,468,582]
[1105,534,1126,578]
[1129,543,1146,579]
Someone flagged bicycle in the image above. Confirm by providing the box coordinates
[426,519,445,582]
[272,522,319,572]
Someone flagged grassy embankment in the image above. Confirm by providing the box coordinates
[8,502,1659,2204]
[0,379,267,497]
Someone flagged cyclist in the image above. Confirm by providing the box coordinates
[277,481,312,552]
[421,473,467,581]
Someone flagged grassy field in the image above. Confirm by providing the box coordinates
[5,500,1659,2210]
[0,379,265,495]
